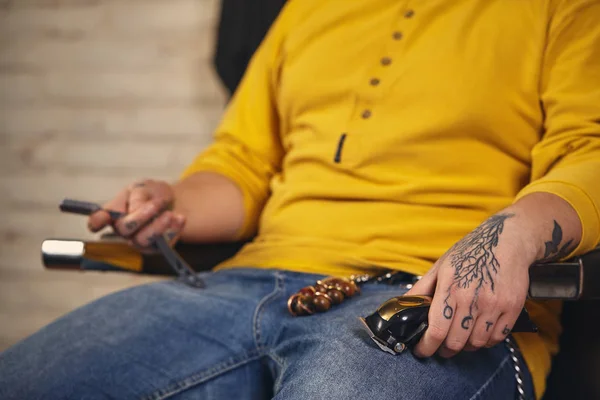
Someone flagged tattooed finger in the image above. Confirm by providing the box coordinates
[124,220,139,232]
[132,212,173,247]
[486,314,515,348]
[438,307,474,358]
[443,298,454,320]
[465,313,501,351]
[114,202,158,237]
[89,189,129,232]
[165,214,185,244]
[413,291,456,358]
[460,315,474,330]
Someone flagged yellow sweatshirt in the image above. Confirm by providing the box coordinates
[182,1,600,398]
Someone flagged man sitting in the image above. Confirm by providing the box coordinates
[1,1,599,399]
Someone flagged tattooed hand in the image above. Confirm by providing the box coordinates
[87,179,185,252]
[405,213,533,357]
[404,192,581,358]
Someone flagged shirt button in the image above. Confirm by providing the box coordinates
[392,31,403,40]
[362,110,372,119]
[370,78,380,86]
[381,57,392,66]
[404,10,415,18]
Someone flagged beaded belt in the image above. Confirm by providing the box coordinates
[287,271,420,316]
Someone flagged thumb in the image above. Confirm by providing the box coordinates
[405,266,438,296]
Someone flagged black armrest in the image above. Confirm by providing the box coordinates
[528,247,600,300]
[41,238,246,275]
[41,238,599,300]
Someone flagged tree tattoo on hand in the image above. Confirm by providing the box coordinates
[442,213,514,329]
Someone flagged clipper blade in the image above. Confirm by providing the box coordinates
[358,317,401,355]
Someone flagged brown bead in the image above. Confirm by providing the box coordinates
[330,278,348,291]
[318,278,333,287]
[288,294,312,316]
[287,294,301,316]
[337,281,355,297]
[297,294,315,315]
[350,281,360,295]
[314,291,331,300]
[327,289,344,305]
[293,305,308,316]
[298,286,316,296]
[314,283,329,293]
[314,295,332,312]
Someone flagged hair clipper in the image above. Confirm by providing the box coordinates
[359,295,538,355]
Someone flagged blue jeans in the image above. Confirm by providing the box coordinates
[0,268,535,399]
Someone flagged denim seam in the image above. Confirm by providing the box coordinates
[268,351,287,395]
[468,354,512,400]
[252,272,285,350]
[267,351,284,370]
[142,350,263,400]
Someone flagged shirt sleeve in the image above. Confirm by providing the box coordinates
[180,2,297,240]
[515,0,600,256]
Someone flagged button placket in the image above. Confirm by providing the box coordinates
[367,2,417,102]
[364,1,418,97]
[335,2,418,167]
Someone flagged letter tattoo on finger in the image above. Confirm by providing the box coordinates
[461,316,473,330]
[166,231,178,241]
[486,321,493,332]
[125,221,138,231]
[443,304,454,319]
[502,325,511,335]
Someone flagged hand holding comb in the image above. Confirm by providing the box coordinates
[59,198,205,288]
